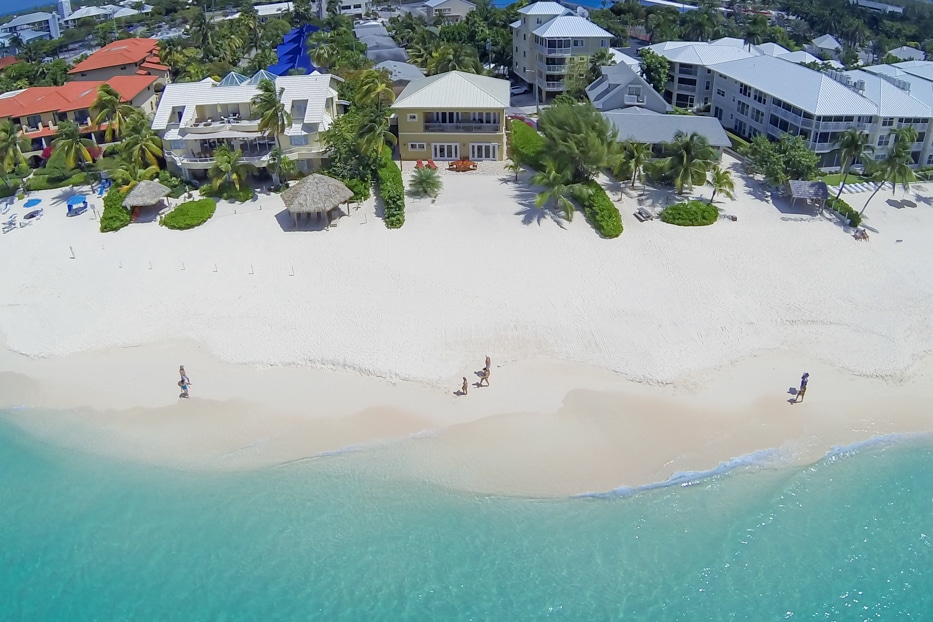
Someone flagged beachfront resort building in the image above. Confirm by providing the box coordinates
[393,71,509,161]
[423,0,476,24]
[69,38,168,85]
[152,71,342,180]
[510,2,612,102]
[0,12,63,51]
[0,75,160,167]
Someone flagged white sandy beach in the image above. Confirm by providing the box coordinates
[2,155,933,495]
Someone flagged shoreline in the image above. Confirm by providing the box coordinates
[3,338,932,497]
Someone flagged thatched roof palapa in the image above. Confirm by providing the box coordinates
[123,180,172,208]
[281,174,354,216]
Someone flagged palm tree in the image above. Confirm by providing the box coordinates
[0,118,30,174]
[663,131,716,194]
[91,84,134,142]
[427,44,481,75]
[49,121,96,171]
[311,42,338,69]
[833,128,873,200]
[587,48,616,82]
[531,158,587,221]
[188,10,216,54]
[619,141,652,189]
[120,111,162,168]
[355,69,395,107]
[208,144,253,191]
[410,166,442,198]
[266,147,296,186]
[860,127,918,216]
[111,158,159,191]
[358,108,396,155]
[706,166,735,203]
[251,79,291,151]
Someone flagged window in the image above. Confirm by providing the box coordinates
[927,154,933,165]
[714,106,722,120]
[408,114,417,121]
[704,81,710,91]
[120,65,126,70]
[751,108,764,124]
[716,88,725,97]
[572,39,583,47]
[409,142,426,151]
[677,77,697,87]
[600,40,608,47]
[291,134,309,146]
[882,117,894,127]
[753,89,766,105]
[26,114,41,128]
[737,101,749,116]
[877,134,890,147]
[917,132,925,143]
[170,140,185,151]
[739,84,751,97]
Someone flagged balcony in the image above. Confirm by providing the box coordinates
[624,94,646,105]
[181,117,262,134]
[537,45,571,57]
[675,83,697,93]
[423,122,501,133]
[539,62,568,74]
[544,81,566,91]
[166,147,274,169]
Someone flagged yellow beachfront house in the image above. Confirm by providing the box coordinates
[393,71,510,162]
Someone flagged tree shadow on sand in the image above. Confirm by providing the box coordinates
[511,183,568,228]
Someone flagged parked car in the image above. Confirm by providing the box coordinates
[510,84,529,95]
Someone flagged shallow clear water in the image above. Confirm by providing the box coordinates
[1,414,931,621]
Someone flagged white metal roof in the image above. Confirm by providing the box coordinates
[533,16,611,38]
[609,49,640,68]
[845,69,932,117]
[892,60,933,82]
[886,46,925,61]
[518,2,571,16]
[374,60,425,83]
[713,56,877,115]
[646,40,756,66]
[602,109,731,147]
[393,71,509,109]
[755,42,790,57]
[5,12,55,27]
[861,64,933,109]
[66,6,111,19]
[424,0,475,7]
[812,34,841,51]
[152,73,337,130]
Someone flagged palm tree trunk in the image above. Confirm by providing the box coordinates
[860,182,884,216]
[708,189,717,204]
[835,169,849,200]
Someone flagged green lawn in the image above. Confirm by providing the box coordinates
[819,173,872,186]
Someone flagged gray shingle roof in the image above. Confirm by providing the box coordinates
[602,109,731,147]
[375,60,425,84]
[712,55,877,115]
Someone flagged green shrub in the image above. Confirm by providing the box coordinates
[825,196,861,227]
[725,131,749,150]
[660,200,718,226]
[25,171,87,191]
[342,176,371,202]
[376,146,404,228]
[510,119,545,170]
[161,198,216,230]
[0,179,21,198]
[100,187,130,232]
[200,182,253,202]
[580,181,622,238]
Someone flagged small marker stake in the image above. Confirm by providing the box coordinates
[181,262,185,271]
[250,264,254,275]
[149,261,153,270]
[289,265,294,277]
[119,260,122,269]
[214,263,218,272]
[69,246,75,260]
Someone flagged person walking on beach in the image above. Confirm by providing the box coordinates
[461,377,468,396]
[178,365,191,398]
[795,372,809,403]
[479,367,490,387]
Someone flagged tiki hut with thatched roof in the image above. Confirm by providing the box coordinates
[123,180,172,209]
[281,174,354,228]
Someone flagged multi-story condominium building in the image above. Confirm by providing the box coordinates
[709,55,933,168]
[511,2,612,101]
[69,38,168,84]
[646,38,843,111]
[0,12,62,50]
[423,0,475,24]
[0,75,160,166]
[393,71,509,161]
[152,70,342,180]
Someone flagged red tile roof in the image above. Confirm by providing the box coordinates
[68,38,160,74]
[140,61,169,72]
[0,56,19,71]
[0,75,157,120]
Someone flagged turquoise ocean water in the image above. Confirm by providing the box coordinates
[1,412,931,621]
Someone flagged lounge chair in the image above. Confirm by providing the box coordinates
[427,160,437,170]
[19,208,42,227]
[633,211,647,222]
[636,207,654,221]
[415,160,424,169]
[2,215,15,233]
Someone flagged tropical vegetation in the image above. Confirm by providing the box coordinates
[100,186,131,233]
[376,146,405,229]
[861,126,917,216]
[410,167,443,199]
[661,131,718,195]
[509,120,545,171]
[706,166,736,204]
[660,200,719,227]
[161,198,217,230]
[833,128,873,200]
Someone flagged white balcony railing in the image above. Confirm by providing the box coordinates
[539,62,568,74]
[423,122,501,133]
[544,81,566,91]
[624,94,646,105]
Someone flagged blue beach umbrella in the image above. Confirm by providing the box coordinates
[67,195,86,206]
[24,198,41,208]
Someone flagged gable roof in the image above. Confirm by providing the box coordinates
[375,60,425,83]
[862,64,933,108]
[393,71,509,109]
[518,2,571,15]
[712,55,876,115]
[846,69,932,117]
[646,40,757,66]
[887,46,925,61]
[891,60,933,81]
[533,15,612,38]
[69,38,160,74]
[424,0,475,7]
[812,34,841,51]
[602,108,731,147]
[586,63,670,112]
[4,12,55,27]
[755,42,790,57]
[0,75,156,119]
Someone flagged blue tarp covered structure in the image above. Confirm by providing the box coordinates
[268,24,320,76]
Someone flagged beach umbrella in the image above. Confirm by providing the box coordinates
[123,180,171,209]
[280,174,353,228]
[24,198,41,208]
[67,195,86,206]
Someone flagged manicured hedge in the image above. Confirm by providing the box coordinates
[161,198,216,230]
[25,171,87,191]
[100,187,130,232]
[580,180,622,239]
[825,196,861,227]
[510,119,544,170]
[376,146,404,228]
[343,177,371,202]
[660,200,718,226]
[201,182,254,202]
